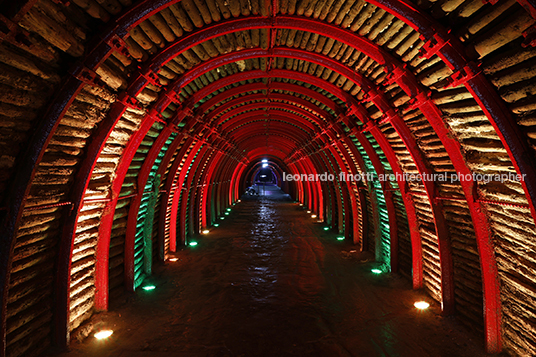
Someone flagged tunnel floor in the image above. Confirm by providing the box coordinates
[61,185,487,357]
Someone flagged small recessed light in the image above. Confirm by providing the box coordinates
[142,285,156,291]
[371,269,382,274]
[189,242,198,247]
[323,227,329,231]
[94,330,113,340]
[168,257,179,262]
[307,210,311,213]
[202,229,209,234]
[214,223,219,227]
[414,301,430,309]
[311,214,317,218]
[337,236,344,241]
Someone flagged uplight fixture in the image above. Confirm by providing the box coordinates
[94,330,113,340]
[189,241,198,247]
[371,269,382,274]
[202,229,210,234]
[414,301,430,310]
[311,214,317,218]
[142,285,156,291]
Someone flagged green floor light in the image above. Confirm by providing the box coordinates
[323,227,329,231]
[214,223,219,227]
[336,236,345,241]
[371,269,382,274]
[189,241,198,247]
[142,285,156,291]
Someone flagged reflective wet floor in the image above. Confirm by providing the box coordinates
[61,186,487,357]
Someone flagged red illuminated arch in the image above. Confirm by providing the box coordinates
[2,2,518,353]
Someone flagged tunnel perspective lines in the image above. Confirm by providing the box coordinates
[3,1,536,356]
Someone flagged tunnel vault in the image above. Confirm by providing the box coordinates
[1,0,536,355]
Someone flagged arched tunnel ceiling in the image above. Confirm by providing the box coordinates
[2,0,536,356]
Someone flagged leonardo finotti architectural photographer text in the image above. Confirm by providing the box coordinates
[282,172,526,184]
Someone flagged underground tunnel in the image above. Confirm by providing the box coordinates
[1,0,536,355]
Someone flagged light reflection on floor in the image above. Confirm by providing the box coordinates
[61,184,487,357]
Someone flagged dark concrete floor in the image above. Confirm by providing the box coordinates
[60,185,488,357]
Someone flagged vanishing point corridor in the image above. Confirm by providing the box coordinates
[4,2,536,355]
[61,187,486,357]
